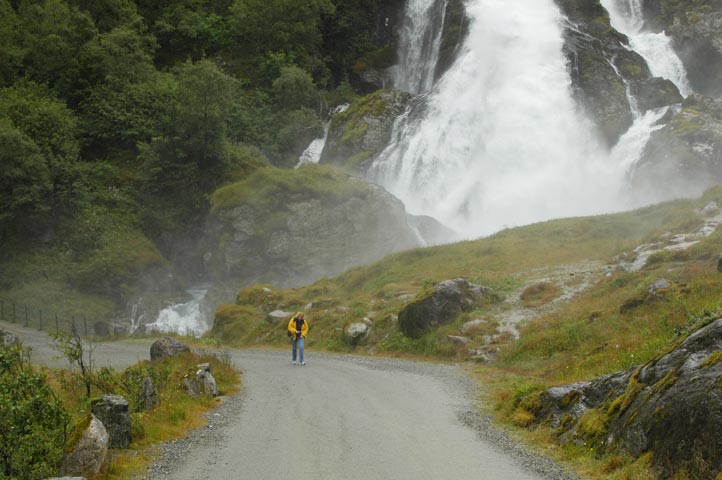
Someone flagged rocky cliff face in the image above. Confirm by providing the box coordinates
[630,94,722,202]
[203,166,420,289]
[555,0,682,146]
[643,0,722,97]
[528,317,722,479]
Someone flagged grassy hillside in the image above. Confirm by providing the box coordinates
[209,185,722,479]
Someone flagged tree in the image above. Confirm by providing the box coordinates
[0,345,70,480]
[51,324,96,399]
[272,65,318,111]
[0,119,52,237]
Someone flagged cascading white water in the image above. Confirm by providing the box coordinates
[390,0,447,93]
[372,0,655,238]
[145,286,209,337]
[297,104,349,167]
[601,0,692,96]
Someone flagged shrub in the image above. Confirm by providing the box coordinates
[0,346,70,479]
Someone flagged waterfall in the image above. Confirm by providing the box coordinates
[145,286,210,337]
[373,0,648,238]
[390,0,448,93]
[297,104,349,167]
[601,0,692,96]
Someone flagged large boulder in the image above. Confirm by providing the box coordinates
[629,94,722,202]
[61,415,110,478]
[320,89,412,175]
[150,337,191,362]
[204,165,420,289]
[530,317,722,479]
[91,395,131,449]
[398,279,492,338]
[555,0,683,146]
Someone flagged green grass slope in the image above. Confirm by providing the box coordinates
[209,186,722,479]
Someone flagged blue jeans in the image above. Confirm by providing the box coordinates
[292,337,304,363]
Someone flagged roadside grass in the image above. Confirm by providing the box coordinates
[48,345,239,480]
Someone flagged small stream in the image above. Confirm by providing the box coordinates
[144,286,210,338]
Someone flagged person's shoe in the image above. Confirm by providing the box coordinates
[301,361,306,365]
[292,361,297,365]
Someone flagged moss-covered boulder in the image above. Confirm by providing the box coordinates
[398,278,491,338]
[529,317,722,479]
[320,89,411,175]
[630,94,722,201]
[204,165,420,289]
[555,0,682,146]
[642,0,722,97]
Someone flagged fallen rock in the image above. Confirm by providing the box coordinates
[61,415,110,478]
[460,319,486,335]
[398,279,491,338]
[267,310,292,324]
[150,337,190,362]
[139,377,159,411]
[183,363,219,397]
[344,322,370,345]
[446,335,470,346]
[91,394,131,449]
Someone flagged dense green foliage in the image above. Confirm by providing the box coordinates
[0,0,398,315]
[0,346,70,480]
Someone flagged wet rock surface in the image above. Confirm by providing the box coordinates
[533,317,722,479]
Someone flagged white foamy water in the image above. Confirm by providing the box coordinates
[372,0,657,238]
[297,104,349,167]
[390,0,447,93]
[601,0,692,96]
[145,287,209,337]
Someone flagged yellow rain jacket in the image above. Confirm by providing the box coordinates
[288,316,309,339]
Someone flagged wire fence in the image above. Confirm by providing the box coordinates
[0,299,93,336]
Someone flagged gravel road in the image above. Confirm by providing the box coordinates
[2,321,578,480]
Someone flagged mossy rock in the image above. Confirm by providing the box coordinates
[320,89,411,174]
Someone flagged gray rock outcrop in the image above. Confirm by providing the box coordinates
[530,317,722,479]
[61,415,109,478]
[630,94,722,202]
[91,394,131,449]
[267,310,292,324]
[150,337,191,362]
[398,279,492,338]
[138,377,159,411]
[206,171,420,289]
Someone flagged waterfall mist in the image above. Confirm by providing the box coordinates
[372,0,653,239]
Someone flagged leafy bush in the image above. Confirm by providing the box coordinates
[0,346,70,480]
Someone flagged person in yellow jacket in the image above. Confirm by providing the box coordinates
[287,312,308,365]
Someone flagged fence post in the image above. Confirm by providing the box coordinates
[83,316,88,336]
[55,313,59,332]
[24,305,28,327]
[38,309,43,331]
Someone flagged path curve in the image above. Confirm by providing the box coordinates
[1,321,577,480]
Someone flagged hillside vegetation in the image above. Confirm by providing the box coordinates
[0,0,402,320]
[211,186,722,479]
